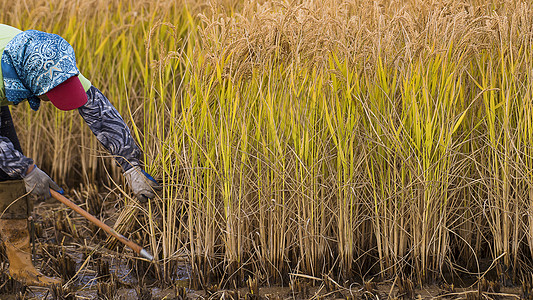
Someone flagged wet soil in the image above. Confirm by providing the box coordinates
[0,282,526,300]
[0,189,189,299]
[0,190,528,299]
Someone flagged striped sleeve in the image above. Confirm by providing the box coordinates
[77,86,141,171]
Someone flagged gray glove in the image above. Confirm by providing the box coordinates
[23,165,61,200]
[124,166,160,201]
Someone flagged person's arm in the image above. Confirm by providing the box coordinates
[77,86,141,171]
[78,86,159,201]
[0,129,33,178]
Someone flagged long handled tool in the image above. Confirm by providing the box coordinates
[50,189,154,261]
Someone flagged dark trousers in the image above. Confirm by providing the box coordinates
[0,105,23,182]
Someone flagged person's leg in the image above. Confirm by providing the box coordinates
[0,181,60,286]
[0,106,60,286]
[0,105,29,218]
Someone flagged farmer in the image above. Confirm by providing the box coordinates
[0,24,159,286]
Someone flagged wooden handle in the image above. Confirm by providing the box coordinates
[50,189,144,255]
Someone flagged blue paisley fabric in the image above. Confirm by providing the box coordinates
[1,30,79,111]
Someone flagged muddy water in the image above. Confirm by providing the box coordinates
[0,283,526,300]
[0,195,527,299]
[0,194,193,299]
[0,244,192,299]
[2,287,183,300]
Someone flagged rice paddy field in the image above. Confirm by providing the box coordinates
[4,0,533,298]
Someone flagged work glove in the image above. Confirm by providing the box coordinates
[23,165,62,200]
[124,166,160,202]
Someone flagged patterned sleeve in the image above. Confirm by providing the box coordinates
[78,86,141,171]
[0,116,33,178]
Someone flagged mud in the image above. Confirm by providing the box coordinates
[0,191,191,299]
[0,282,527,300]
[0,192,528,299]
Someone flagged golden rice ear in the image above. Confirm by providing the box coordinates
[5,0,533,291]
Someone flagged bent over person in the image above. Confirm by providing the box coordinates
[0,24,159,286]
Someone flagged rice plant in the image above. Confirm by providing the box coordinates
[5,0,533,288]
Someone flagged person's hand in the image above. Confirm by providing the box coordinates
[124,166,161,202]
[23,165,62,199]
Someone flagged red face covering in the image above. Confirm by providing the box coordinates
[45,75,88,111]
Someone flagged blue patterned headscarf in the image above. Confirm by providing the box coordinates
[1,30,80,111]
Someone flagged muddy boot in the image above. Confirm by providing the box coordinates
[0,180,61,287]
[0,219,61,287]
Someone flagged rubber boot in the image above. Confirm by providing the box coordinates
[0,219,61,287]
